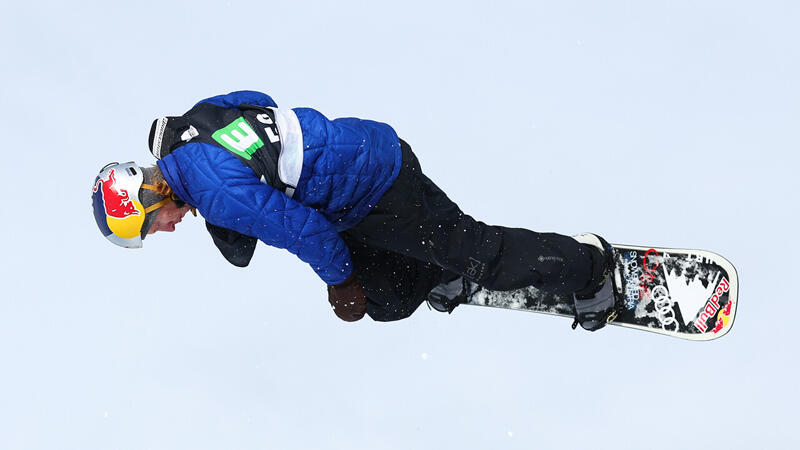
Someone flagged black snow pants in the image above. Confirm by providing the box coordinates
[341,140,594,321]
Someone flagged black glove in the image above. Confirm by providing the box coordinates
[327,273,367,322]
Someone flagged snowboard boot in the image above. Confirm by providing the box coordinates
[571,233,619,331]
[427,273,470,314]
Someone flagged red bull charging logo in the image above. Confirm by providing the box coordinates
[93,168,145,240]
[93,169,141,219]
[712,296,735,334]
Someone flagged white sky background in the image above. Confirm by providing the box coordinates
[0,0,798,448]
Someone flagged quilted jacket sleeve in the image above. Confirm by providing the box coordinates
[166,142,353,285]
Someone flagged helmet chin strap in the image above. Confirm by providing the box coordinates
[144,198,170,214]
[140,183,197,216]
[141,183,171,214]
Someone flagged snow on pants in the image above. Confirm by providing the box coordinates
[341,140,594,322]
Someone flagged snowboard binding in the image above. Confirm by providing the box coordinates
[427,275,476,314]
[571,233,622,331]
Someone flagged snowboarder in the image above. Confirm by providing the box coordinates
[91,91,615,330]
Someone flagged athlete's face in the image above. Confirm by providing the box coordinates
[148,201,192,234]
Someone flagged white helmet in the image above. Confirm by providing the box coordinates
[91,162,170,248]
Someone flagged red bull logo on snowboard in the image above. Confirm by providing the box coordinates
[693,277,731,333]
[93,168,145,240]
[712,295,735,334]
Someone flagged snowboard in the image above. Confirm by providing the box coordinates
[466,244,738,340]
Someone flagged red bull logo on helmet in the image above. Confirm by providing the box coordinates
[93,169,141,219]
[93,168,145,240]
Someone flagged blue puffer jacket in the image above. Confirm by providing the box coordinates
[157,91,402,284]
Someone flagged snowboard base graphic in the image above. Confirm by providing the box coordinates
[466,244,738,340]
